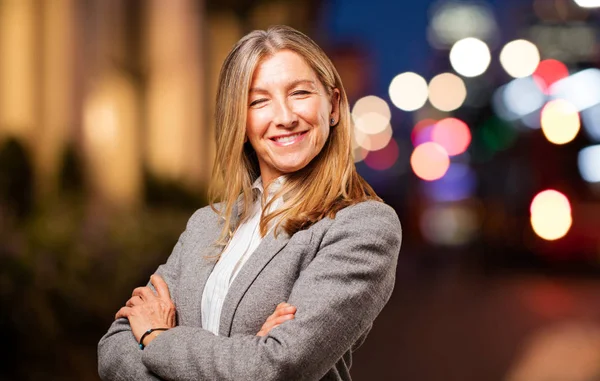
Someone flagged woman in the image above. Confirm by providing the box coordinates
[98,25,402,381]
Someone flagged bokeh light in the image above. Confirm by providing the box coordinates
[530,190,572,241]
[503,76,547,119]
[352,145,369,163]
[351,95,391,135]
[389,72,428,111]
[410,142,451,181]
[499,39,540,78]
[533,59,569,94]
[492,85,519,121]
[422,163,477,202]
[354,124,393,151]
[420,203,479,246]
[578,145,600,183]
[550,68,600,111]
[449,37,491,77]
[479,116,518,153]
[363,138,399,171]
[540,99,580,145]
[428,1,499,48]
[411,119,437,146]
[431,118,471,156]
[573,0,600,8]
[428,73,467,111]
[581,103,600,141]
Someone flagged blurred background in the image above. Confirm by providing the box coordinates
[1,0,600,380]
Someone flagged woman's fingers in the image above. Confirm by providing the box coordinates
[125,296,143,308]
[132,286,155,301]
[150,274,172,300]
[272,314,295,325]
[266,305,296,322]
[257,303,297,336]
[115,306,133,320]
[257,313,295,336]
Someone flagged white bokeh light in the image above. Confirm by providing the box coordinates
[581,103,600,141]
[354,124,393,152]
[573,0,600,8]
[428,73,467,112]
[550,68,600,111]
[503,76,547,118]
[351,95,391,135]
[389,72,429,111]
[449,37,491,77]
[578,145,600,183]
[500,39,540,78]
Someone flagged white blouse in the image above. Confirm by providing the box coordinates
[201,176,285,335]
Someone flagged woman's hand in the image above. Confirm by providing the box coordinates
[115,274,176,345]
[256,302,296,337]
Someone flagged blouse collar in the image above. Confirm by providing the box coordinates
[252,175,286,199]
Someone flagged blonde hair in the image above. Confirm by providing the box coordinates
[209,25,380,245]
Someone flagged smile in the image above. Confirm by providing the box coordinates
[270,131,308,147]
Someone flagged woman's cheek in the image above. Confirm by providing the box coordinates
[293,102,319,124]
[247,110,270,135]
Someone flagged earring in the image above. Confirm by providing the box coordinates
[330,118,335,126]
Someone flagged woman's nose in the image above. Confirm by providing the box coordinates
[272,99,298,129]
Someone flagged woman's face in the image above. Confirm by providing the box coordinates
[246,50,340,185]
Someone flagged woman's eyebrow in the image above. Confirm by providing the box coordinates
[288,79,317,89]
[249,79,317,94]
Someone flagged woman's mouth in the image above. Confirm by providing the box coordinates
[270,131,308,146]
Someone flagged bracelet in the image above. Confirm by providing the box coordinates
[139,328,169,350]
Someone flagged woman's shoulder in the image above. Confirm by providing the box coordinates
[336,200,400,227]
[310,200,401,239]
[186,203,222,229]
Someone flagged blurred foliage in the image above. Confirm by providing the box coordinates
[0,139,207,381]
[0,138,34,220]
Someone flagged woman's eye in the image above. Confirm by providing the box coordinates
[292,90,310,96]
[249,99,267,107]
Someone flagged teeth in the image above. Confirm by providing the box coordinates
[274,132,302,143]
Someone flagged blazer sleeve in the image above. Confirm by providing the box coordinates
[97,209,203,381]
[140,201,402,381]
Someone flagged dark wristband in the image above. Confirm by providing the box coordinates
[139,328,169,350]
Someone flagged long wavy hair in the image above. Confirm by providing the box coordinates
[208,25,380,245]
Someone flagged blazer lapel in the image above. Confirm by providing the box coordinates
[218,230,291,336]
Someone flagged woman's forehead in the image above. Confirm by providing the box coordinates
[251,50,319,85]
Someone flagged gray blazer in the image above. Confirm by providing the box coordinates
[98,200,402,381]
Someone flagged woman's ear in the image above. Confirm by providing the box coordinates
[330,88,341,126]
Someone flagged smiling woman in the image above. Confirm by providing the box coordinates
[98,25,402,381]
[246,52,339,184]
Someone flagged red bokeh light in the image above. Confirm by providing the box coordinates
[533,59,569,94]
[431,118,471,156]
[364,138,399,171]
[411,119,436,147]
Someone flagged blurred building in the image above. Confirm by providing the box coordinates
[0,0,318,209]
